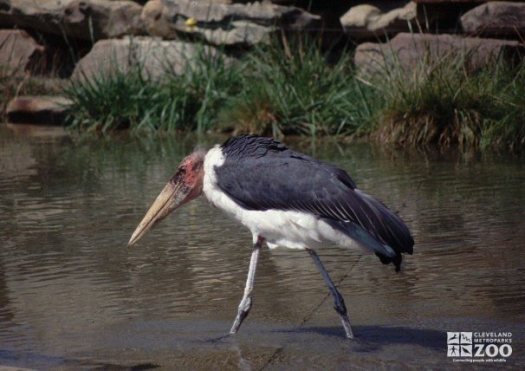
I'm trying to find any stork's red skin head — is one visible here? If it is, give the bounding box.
[172,150,206,202]
[128,150,205,246]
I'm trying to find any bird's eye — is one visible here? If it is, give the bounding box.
[171,167,186,183]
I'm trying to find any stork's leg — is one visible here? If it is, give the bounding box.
[306,248,354,339]
[230,237,263,334]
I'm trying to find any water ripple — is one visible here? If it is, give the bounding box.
[0,132,524,367]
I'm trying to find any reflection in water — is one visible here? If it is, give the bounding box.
[0,128,524,368]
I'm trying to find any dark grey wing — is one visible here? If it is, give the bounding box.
[215,149,413,270]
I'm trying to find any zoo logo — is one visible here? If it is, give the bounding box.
[447,332,513,363]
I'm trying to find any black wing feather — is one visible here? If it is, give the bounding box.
[217,136,414,270]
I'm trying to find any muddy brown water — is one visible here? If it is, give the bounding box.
[0,127,524,370]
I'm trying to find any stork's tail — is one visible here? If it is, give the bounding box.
[375,251,403,272]
[351,190,414,272]
[325,189,414,272]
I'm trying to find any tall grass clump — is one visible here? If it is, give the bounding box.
[371,53,525,151]
[65,47,242,134]
[480,62,525,151]
[66,67,153,132]
[218,37,378,137]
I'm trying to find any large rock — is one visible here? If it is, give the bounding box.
[71,37,229,81]
[141,0,174,38]
[6,96,72,125]
[461,2,525,38]
[355,33,525,80]
[340,2,418,40]
[0,0,145,41]
[0,30,45,74]
[142,0,321,46]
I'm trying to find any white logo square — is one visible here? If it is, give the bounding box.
[447,332,460,344]
[460,332,472,344]
[448,345,460,357]
[461,345,472,357]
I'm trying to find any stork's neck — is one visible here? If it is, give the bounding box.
[202,145,226,202]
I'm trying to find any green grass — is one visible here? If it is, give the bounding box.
[65,48,242,134]
[372,55,525,151]
[61,36,525,151]
[481,62,525,151]
[218,39,377,138]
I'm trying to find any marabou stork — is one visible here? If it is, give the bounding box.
[128,135,414,339]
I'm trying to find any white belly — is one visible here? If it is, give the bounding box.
[202,146,362,251]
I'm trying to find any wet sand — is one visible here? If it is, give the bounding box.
[2,317,524,369]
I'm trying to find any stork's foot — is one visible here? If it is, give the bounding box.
[229,240,262,335]
[334,298,354,339]
[340,314,354,339]
[307,248,355,339]
[332,291,354,339]
[230,297,252,334]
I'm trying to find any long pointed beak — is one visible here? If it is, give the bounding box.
[128,180,189,247]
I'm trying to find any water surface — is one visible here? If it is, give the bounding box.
[0,127,524,369]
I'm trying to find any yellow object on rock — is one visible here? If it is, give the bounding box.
[185,18,197,27]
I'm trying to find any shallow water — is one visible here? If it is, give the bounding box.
[0,127,524,369]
